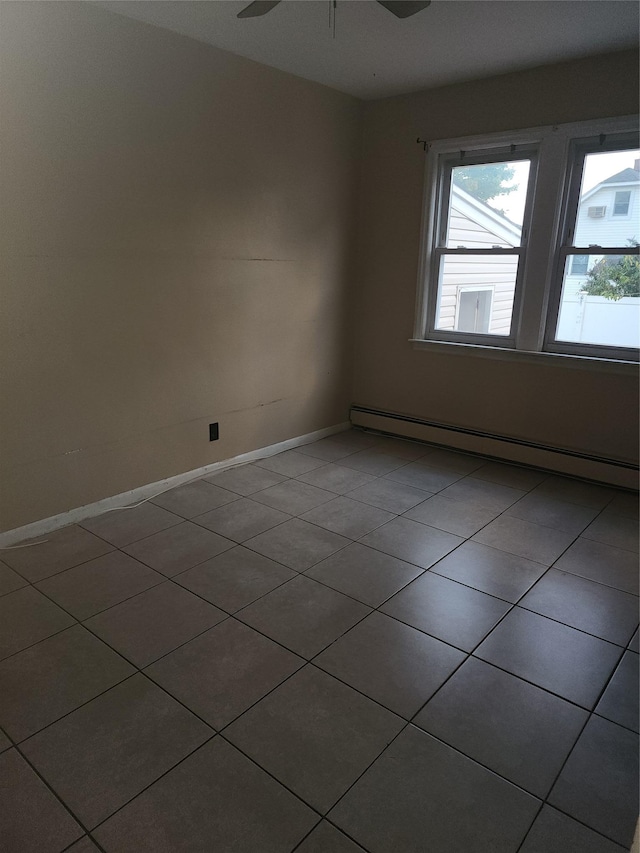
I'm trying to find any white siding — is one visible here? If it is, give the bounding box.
[574,184,640,247]
[438,202,518,335]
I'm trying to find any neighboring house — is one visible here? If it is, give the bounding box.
[438,184,521,335]
[441,163,639,346]
[557,161,640,346]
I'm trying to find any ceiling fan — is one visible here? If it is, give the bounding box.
[238,1,432,20]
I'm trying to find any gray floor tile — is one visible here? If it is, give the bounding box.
[329,725,539,853]
[554,538,639,594]
[360,516,462,569]
[296,463,377,495]
[0,729,10,752]
[403,494,501,537]
[94,738,317,853]
[381,571,510,652]
[0,560,27,596]
[520,805,628,853]
[519,568,639,646]
[582,509,639,553]
[475,607,623,709]
[36,551,164,620]
[384,462,462,492]
[629,628,639,652]
[471,460,548,491]
[255,450,326,477]
[340,450,409,476]
[2,525,114,582]
[203,463,287,495]
[245,518,350,572]
[438,476,526,511]
[252,480,335,515]
[66,838,102,853]
[365,436,429,461]
[305,543,422,608]
[607,491,639,519]
[0,749,83,852]
[506,492,599,534]
[414,657,587,797]
[295,821,365,852]
[347,478,432,513]
[123,522,234,576]
[146,619,302,729]
[22,674,212,829]
[150,479,238,518]
[80,503,182,548]
[301,497,395,539]
[419,447,485,474]
[176,546,296,612]
[531,476,614,509]
[237,575,370,659]
[315,611,465,718]
[225,666,403,813]
[296,436,364,461]
[85,583,227,667]
[472,515,576,565]
[549,715,639,848]
[0,625,134,742]
[595,651,639,732]
[0,586,75,661]
[193,497,290,542]
[327,431,379,452]
[430,541,547,602]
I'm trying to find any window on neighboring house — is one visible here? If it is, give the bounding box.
[613,190,631,216]
[414,117,639,362]
[570,254,589,275]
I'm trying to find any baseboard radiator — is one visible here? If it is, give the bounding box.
[350,406,638,491]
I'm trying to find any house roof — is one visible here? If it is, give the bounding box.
[451,184,522,245]
[601,167,640,184]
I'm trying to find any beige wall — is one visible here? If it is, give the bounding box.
[353,50,640,465]
[0,2,361,531]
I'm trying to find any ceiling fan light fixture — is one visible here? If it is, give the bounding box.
[237,1,281,19]
[237,0,432,21]
[377,1,432,19]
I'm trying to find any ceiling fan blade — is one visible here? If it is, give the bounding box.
[377,1,431,19]
[237,1,281,19]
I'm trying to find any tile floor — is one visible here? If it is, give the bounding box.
[0,429,638,852]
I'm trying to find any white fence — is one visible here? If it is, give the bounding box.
[556,294,640,348]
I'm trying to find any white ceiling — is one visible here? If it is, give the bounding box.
[98,0,639,99]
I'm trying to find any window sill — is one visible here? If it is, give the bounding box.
[409,339,639,375]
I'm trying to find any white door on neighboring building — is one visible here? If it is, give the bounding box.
[456,288,492,333]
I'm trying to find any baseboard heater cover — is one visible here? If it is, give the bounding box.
[350,406,638,490]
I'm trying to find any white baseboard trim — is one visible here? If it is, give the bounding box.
[351,407,638,490]
[0,421,350,548]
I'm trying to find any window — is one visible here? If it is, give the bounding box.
[570,254,589,275]
[613,190,631,216]
[415,117,640,362]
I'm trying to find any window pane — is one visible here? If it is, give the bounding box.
[573,149,640,247]
[446,160,530,248]
[555,253,640,348]
[613,190,631,216]
[436,254,518,336]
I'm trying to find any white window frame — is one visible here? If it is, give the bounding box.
[413,115,640,366]
[544,130,640,361]
[612,189,632,217]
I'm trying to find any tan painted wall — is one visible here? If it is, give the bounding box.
[353,50,640,465]
[0,2,361,531]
